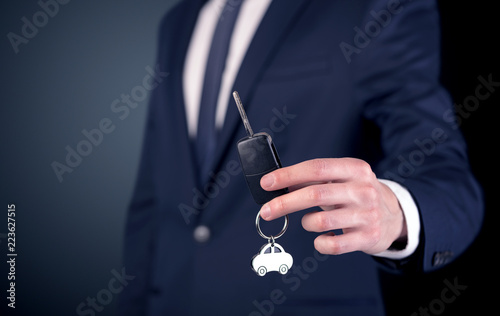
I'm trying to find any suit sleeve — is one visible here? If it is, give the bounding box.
[352,0,483,272]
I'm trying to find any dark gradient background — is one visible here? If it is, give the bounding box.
[0,1,497,315]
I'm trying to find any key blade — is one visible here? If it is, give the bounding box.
[233,91,254,137]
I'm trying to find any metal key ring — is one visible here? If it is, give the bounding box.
[255,211,289,241]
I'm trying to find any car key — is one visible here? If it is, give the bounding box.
[233,91,288,205]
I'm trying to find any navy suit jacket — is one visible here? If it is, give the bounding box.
[119,0,483,315]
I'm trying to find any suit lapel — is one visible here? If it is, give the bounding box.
[165,0,311,186]
[210,0,311,175]
[164,0,207,189]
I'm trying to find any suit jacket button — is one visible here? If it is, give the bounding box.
[193,225,211,243]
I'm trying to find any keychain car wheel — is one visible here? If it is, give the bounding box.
[257,266,267,276]
[279,264,288,275]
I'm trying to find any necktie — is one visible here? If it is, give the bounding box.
[196,0,244,184]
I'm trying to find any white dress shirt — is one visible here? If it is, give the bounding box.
[183,0,420,260]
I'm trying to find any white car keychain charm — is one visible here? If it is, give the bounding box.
[251,211,294,276]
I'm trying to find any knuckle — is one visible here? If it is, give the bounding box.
[356,189,381,227]
[360,184,378,205]
[316,212,332,231]
[307,185,326,205]
[367,207,381,223]
[328,238,344,255]
[273,168,285,184]
[315,236,342,255]
[360,201,381,228]
[355,160,374,179]
[365,226,381,244]
[270,197,286,214]
[273,167,290,186]
[277,197,287,214]
[311,158,329,178]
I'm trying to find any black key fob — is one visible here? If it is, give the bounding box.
[233,92,288,205]
[237,133,288,204]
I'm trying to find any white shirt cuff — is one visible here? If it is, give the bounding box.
[372,179,421,260]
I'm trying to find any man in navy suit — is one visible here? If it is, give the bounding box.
[119,0,483,315]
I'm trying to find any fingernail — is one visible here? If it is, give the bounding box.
[260,204,271,220]
[261,174,274,189]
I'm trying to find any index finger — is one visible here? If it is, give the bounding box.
[261,158,370,191]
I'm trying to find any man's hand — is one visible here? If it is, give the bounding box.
[259,158,407,255]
